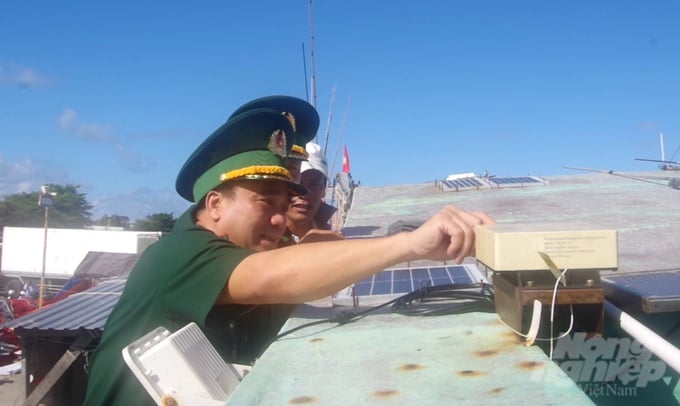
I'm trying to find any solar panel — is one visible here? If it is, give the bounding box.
[601,270,680,313]
[458,178,483,188]
[488,176,542,187]
[335,264,488,304]
[439,176,547,193]
[441,177,486,191]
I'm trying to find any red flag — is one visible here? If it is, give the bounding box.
[342,145,351,173]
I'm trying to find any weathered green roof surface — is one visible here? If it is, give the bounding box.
[228,308,594,405]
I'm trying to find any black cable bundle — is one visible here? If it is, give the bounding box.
[391,283,496,316]
[274,282,496,341]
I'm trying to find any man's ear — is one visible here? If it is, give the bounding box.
[203,190,225,221]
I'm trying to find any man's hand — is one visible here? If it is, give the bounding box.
[299,229,344,244]
[406,205,494,263]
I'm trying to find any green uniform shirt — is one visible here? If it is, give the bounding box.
[83,207,292,405]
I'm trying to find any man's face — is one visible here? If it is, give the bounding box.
[288,169,326,222]
[285,158,302,183]
[215,179,290,251]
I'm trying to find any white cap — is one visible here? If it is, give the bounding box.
[300,142,328,180]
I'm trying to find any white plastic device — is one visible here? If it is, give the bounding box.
[122,322,242,405]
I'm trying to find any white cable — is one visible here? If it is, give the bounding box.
[496,306,573,342]
[550,268,569,360]
[525,300,542,346]
[495,264,576,349]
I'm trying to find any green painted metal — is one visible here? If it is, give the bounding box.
[227,309,594,405]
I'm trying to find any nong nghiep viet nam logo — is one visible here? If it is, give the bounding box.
[552,333,666,388]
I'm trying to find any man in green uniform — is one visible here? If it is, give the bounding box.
[83,96,494,405]
[83,107,307,405]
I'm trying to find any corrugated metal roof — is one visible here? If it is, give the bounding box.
[3,279,125,336]
[73,251,139,278]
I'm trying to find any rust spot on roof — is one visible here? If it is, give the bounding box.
[289,396,317,404]
[473,350,498,357]
[398,363,425,371]
[501,330,519,339]
[309,338,324,343]
[373,390,399,398]
[456,369,485,377]
[499,330,523,344]
[489,387,506,395]
[518,361,545,370]
[160,395,178,406]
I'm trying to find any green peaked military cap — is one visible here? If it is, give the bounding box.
[228,95,319,160]
[175,108,308,202]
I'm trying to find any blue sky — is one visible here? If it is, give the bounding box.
[2,1,679,221]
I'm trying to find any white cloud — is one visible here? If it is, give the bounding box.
[0,153,185,221]
[74,122,115,142]
[0,62,51,88]
[88,187,190,221]
[56,109,156,174]
[0,153,71,197]
[0,154,36,194]
[115,144,157,174]
[57,108,114,142]
[58,108,78,130]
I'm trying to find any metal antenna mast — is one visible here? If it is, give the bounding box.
[322,86,336,155]
[308,0,318,110]
[301,42,309,104]
[330,96,352,178]
[660,132,666,161]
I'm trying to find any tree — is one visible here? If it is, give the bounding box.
[0,184,93,231]
[132,212,176,232]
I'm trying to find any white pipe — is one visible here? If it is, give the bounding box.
[604,300,680,374]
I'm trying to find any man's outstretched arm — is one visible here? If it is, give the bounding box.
[219,205,494,304]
